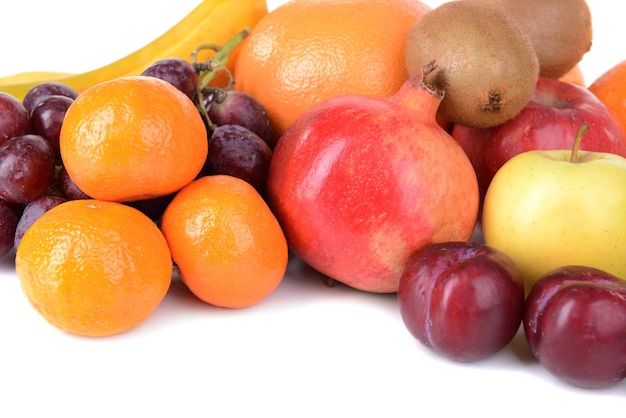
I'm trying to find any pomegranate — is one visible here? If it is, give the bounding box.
[267,63,479,293]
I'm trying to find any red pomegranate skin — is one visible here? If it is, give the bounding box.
[267,74,480,293]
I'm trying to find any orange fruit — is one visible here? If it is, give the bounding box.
[589,60,626,134]
[60,75,207,202]
[15,199,172,337]
[160,174,288,308]
[234,0,432,135]
[559,64,585,86]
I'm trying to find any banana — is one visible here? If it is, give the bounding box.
[0,71,76,87]
[1,0,267,101]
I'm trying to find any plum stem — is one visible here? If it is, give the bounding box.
[570,124,589,163]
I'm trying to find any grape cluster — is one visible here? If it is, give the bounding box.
[141,57,276,194]
[0,85,76,258]
[0,56,276,258]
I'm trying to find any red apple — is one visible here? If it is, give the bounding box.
[452,76,626,202]
[524,265,626,389]
[267,67,479,293]
[398,241,524,362]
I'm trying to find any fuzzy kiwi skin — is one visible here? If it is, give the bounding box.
[488,0,592,79]
[405,0,539,129]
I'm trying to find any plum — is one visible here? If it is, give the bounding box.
[398,241,524,362]
[524,265,626,388]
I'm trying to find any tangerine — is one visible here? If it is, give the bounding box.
[589,60,626,134]
[160,174,288,308]
[15,199,172,337]
[59,75,207,202]
[233,0,432,135]
[559,64,585,86]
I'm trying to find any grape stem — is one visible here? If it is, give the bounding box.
[191,28,251,131]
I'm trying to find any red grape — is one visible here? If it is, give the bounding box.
[141,58,199,100]
[14,195,67,248]
[204,124,272,194]
[22,81,78,115]
[0,198,22,257]
[30,95,74,159]
[0,134,56,204]
[126,193,175,222]
[203,89,275,148]
[0,92,30,146]
[58,165,91,200]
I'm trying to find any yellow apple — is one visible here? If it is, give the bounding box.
[482,126,626,292]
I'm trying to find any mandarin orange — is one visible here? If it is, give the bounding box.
[589,60,626,134]
[160,174,288,309]
[559,64,585,87]
[233,0,432,135]
[15,199,172,337]
[59,75,207,202]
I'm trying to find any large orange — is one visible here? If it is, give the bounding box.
[15,199,172,337]
[589,60,626,134]
[234,0,432,135]
[160,174,288,309]
[59,75,208,202]
[559,64,585,87]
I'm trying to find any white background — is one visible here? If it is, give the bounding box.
[0,1,624,417]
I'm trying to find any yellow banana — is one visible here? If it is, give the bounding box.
[0,71,76,87]
[1,0,267,101]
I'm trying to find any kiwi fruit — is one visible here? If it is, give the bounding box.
[488,0,593,79]
[405,0,539,129]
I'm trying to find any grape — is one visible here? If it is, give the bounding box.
[0,92,30,146]
[29,95,74,159]
[204,124,272,194]
[141,58,199,100]
[126,193,175,222]
[0,198,23,257]
[203,89,275,148]
[22,81,79,115]
[58,165,91,200]
[0,134,56,204]
[14,195,67,249]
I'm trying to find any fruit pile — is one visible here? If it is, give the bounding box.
[0,0,285,333]
[1,0,625,391]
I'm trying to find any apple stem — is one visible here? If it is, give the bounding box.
[570,124,589,163]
